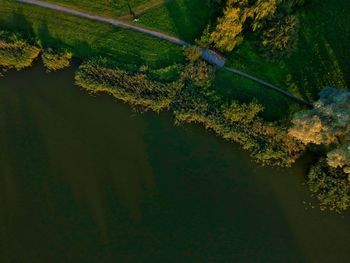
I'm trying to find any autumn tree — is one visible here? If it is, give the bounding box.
[289,87,350,211]
[289,87,350,145]
[247,0,278,31]
[209,0,278,52]
[210,6,244,52]
[327,143,350,175]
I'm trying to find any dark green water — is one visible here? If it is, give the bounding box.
[0,64,349,263]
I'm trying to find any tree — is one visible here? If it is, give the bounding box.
[181,46,215,88]
[289,87,350,145]
[210,6,244,52]
[209,0,278,52]
[248,0,278,31]
[327,143,350,174]
[261,15,299,58]
[289,87,350,212]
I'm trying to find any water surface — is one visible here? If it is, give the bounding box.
[0,64,349,262]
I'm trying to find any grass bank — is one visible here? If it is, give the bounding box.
[0,0,184,69]
[75,59,182,112]
[44,0,164,19]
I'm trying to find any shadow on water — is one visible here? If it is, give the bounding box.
[0,74,51,260]
[0,64,350,262]
[0,63,158,262]
[142,117,308,262]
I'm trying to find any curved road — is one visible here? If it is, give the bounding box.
[16,0,310,105]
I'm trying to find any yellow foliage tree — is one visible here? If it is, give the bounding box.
[249,0,278,31]
[210,0,278,52]
[210,7,244,52]
[289,87,350,175]
[327,144,350,175]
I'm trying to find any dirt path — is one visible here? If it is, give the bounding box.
[16,0,310,105]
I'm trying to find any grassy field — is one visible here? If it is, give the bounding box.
[213,69,298,121]
[225,0,350,101]
[44,0,161,18]
[135,0,211,42]
[0,0,184,69]
[45,0,212,43]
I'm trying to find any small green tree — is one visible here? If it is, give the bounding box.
[261,15,299,58]
[210,6,244,52]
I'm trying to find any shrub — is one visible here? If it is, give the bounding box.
[261,15,299,58]
[0,31,40,71]
[308,159,350,212]
[223,100,264,125]
[42,48,72,72]
[181,47,215,88]
[75,59,183,112]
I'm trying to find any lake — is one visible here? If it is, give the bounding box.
[0,63,349,262]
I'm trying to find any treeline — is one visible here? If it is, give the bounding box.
[201,0,306,58]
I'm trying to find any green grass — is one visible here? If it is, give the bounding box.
[135,0,211,42]
[213,69,301,121]
[0,0,184,69]
[44,0,212,43]
[44,0,160,18]
[225,0,350,101]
